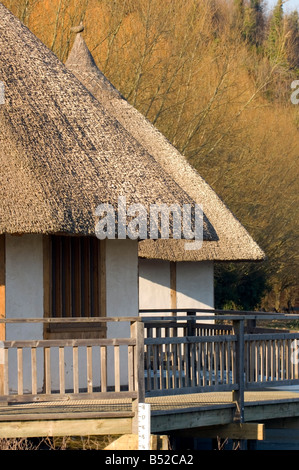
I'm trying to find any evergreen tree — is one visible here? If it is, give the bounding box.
[285,11,299,69]
[243,0,265,46]
[267,0,287,64]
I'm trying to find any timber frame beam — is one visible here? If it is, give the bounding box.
[173,423,265,441]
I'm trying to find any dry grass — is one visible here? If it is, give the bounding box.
[0,435,120,450]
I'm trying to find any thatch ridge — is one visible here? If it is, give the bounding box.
[65,32,265,261]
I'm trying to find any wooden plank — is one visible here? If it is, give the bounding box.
[64,237,72,317]
[0,317,142,324]
[128,345,134,392]
[114,345,120,393]
[87,346,93,393]
[17,348,23,395]
[45,347,51,394]
[176,423,265,441]
[2,390,137,403]
[0,417,133,438]
[100,346,107,393]
[4,338,136,348]
[73,346,79,393]
[100,239,106,319]
[59,347,65,394]
[31,348,37,395]
[0,411,134,422]
[151,405,235,433]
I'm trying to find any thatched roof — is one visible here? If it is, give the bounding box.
[0,4,213,238]
[65,32,265,261]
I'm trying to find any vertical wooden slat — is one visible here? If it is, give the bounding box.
[225,341,229,384]
[73,346,79,393]
[100,240,106,319]
[128,344,134,392]
[153,344,158,390]
[59,347,65,394]
[87,346,93,393]
[214,341,219,386]
[100,345,107,392]
[64,238,72,317]
[17,348,23,395]
[54,237,62,318]
[91,238,99,317]
[73,238,81,317]
[31,348,37,395]
[114,345,120,392]
[177,343,183,388]
[159,344,163,390]
[172,342,176,389]
[83,238,90,318]
[45,347,51,394]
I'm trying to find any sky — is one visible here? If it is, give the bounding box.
[266,0,299,13]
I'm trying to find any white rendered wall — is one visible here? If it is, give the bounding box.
[6,234,44,337]
[176,262,214,311]
[5,234,44,393]
[139,259,214,315]
[139,259,171,313]
[105,239,139,386]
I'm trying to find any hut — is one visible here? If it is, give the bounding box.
[0,4,214,390]
[0,4,264,393]
[65,30,265,317]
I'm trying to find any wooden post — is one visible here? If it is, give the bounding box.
[232,319,245,423]
[0,235,5,395]
[131,320,145,434]
[187,311,196,386]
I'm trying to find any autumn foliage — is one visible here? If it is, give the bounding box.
[2,0,299,310]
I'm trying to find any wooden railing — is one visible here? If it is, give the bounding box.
[0,318,145,405]
[1,312,299,425]
[141,312,299,421]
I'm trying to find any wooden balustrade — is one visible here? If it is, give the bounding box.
[143,317,299,402]
[244,333,299,388]
[144,334,237,396]
[1,314,299,414]
[0,318,143,404]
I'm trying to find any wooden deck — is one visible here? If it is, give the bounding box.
[1,390,299,439]
[1,312,299,444]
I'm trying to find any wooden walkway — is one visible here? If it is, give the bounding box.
[1,390,299,438]
[2,314,299,442]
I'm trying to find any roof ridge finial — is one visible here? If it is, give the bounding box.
[70,22,84,34]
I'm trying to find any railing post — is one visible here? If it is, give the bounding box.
[187,311,196,386]
[131,320,145,434]
[232,318,245,423]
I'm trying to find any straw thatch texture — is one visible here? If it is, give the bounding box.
[0,4,213,238]
[65,33,265,261]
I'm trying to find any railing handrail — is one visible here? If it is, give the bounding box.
[0,316,141,324]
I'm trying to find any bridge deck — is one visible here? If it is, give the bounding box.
[1,390,299,438]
